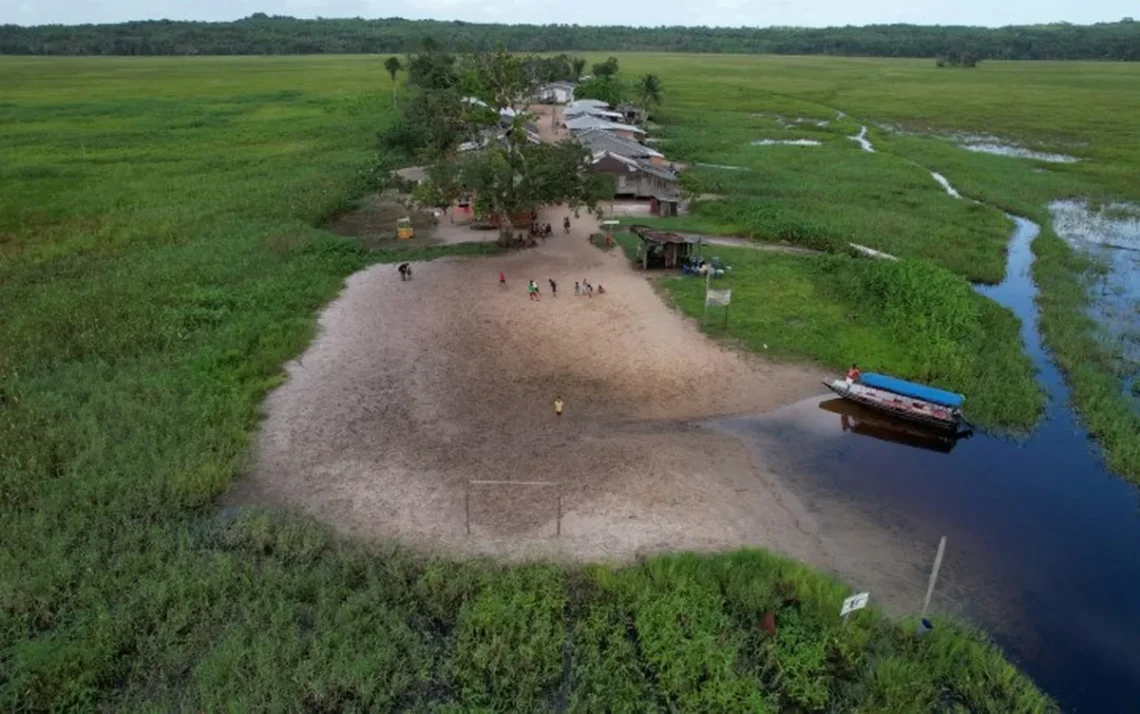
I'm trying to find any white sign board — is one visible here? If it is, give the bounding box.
[840,592,870,617]
[705,288,732,307]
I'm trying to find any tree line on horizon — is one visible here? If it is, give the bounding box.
[1,16,1137,60]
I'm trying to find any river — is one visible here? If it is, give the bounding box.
[710,177,1140,711]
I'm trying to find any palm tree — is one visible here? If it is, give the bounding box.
[571,57,587,81]
[384,56,402,107]
[636,73,662,108]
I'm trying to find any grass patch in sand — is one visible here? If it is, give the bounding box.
[657,247,1041,429]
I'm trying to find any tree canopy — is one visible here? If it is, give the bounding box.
[388,48,614,243]
[1,17,1138,60]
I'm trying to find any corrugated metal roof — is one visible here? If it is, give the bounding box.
[565,115,646,134]
[576,129,663,159]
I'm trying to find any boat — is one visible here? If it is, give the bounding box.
[822,372,971,433]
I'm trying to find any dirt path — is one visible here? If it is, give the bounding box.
[233,205,831,563]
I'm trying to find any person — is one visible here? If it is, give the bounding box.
[549,278,557,297]
[597,284,606,295]
[499,270,507,288]
[585,282,593,298]
[563,216,571,234]
[545,223,553,238]
[397,263,411,281]
[846,363,861,386]
[554,395,564,417]
[574,281,580,296]
[528,280,540,301]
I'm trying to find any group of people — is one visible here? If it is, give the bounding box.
[499,271,605,300]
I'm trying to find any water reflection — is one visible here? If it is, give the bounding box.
[818,398,962,454]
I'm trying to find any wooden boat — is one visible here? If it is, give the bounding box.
[822,372,970,433]
[817,398,961,453]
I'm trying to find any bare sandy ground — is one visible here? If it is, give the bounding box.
[233,206,833,565]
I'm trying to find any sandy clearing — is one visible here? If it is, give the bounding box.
[233,205,833,564]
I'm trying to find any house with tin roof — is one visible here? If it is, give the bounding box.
[575,129,667,167]
[565,115,646,140]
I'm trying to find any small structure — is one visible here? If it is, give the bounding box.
[538,81,575,104]
[566,115,646,140]
[616,103,648,125]
[630,225,697,269]
[396,217,415,239]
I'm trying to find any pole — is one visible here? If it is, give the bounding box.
[921,536,946,617]
[465,484,471,536]
[702,265,712,325]
[556,491,562,537]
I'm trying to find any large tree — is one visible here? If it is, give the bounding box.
[571,57,587,81]
[412,50,615,244]
[591,56,619,78]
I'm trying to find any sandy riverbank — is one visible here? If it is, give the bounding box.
[232,206,836,565]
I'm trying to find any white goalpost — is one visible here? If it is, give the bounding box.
[465,480,563,537]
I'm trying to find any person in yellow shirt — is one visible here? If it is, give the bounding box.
[554,396,564,417]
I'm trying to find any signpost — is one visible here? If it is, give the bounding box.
[921,536,947,617]
[840,591,870,626]
[703,288,731,327]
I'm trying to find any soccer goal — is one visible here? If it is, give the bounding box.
[465,480,563,537]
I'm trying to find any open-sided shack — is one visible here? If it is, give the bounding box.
[630,225,697,269]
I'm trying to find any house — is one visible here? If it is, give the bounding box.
[537,82,575,104]
[566,98,610,113]
[564,105,625,121]
[575,129,668,167]
[589,151,680,214]
[565,115,646,140]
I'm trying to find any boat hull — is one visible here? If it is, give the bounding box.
[823,379,965,432]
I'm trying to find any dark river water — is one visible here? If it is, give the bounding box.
[714,217,1140,712]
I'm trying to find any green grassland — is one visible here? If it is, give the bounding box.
[0,54,1066,710]
[610,53,1140,473]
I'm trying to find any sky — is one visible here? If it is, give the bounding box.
[2,0,1133,28]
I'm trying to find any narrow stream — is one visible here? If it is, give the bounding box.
[848,125,875,153]
[711,171,1140,712]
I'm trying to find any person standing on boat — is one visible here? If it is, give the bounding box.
[846,363,861,386]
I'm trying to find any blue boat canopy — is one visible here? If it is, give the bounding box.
[860,373,965,409]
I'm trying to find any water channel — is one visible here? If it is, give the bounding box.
[709,166,1140,711]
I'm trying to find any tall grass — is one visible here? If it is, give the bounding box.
[657,247,1041,427]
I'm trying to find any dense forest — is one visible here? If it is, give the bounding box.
[1,16,1138,60]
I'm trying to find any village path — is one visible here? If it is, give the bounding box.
[529,103,564,144]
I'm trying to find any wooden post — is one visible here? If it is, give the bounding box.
[465,484,471,536]
[922,536,947,617]
[556,490,563,537]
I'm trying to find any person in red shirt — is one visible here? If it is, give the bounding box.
[498,271,507,288]
[846,363,861,386]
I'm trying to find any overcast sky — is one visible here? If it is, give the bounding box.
[3,0,1133,28]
